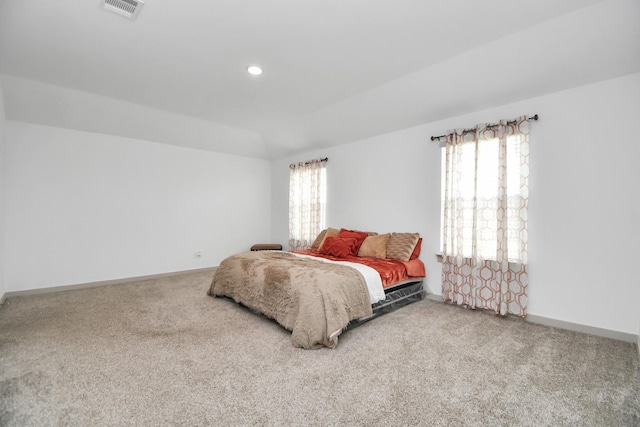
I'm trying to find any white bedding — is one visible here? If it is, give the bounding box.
[291,252,386,304]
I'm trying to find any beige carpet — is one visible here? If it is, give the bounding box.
[1,270,638,426]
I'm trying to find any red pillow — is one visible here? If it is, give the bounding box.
[337,228,369,254]
[320,237,357,258]
[410,238,422,260]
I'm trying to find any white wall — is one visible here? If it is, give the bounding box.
[272,72,640,336]
[5,122,271,292]
[0,81,6,300]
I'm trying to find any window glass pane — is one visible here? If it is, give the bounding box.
[440,132,525,262]
[289,162,327,251]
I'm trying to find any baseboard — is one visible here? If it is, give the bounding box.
[0,292,6,306]
[425,293,636,343]
[426,293,442,303]
[2,266,218,299]
[525,314,636,343]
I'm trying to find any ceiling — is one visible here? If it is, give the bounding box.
[1,0,639,159]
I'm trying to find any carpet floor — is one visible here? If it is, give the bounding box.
[1,270,638,426]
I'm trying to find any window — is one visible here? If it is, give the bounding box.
[288,158,327,252]
[439,116,531,317]
[440,132,527,262]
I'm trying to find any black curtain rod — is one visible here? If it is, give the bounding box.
[430,114,539,142]
[289,157,328,168]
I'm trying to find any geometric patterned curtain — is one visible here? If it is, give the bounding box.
[441,116,529,316]
[288,158,327,252]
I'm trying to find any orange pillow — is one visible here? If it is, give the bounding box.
[410,238,422,260]
[337,228,369,254]
[320,237,357,258]
[318,227,340,251]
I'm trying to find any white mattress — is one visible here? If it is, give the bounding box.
[291,253,386,304]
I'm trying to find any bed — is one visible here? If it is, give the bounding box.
[208,228,426,349]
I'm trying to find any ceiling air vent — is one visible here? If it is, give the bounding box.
[102,0,144,21]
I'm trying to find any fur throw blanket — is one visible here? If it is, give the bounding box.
[208,251,373,349]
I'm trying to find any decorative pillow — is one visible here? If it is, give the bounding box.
[337,228,369,254]
[311,229,327,250]
[386,232,420,262]
[358,233,390,259]
[317,227,340,250]
[410,237,422,260]
[320,237,357,258]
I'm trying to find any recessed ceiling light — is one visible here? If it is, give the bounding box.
[247,66,263,76]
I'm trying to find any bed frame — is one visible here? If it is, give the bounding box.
[345,279,425,330]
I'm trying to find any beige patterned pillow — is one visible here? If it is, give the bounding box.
[358,234,390,258]
[386,232,420,262]
[311,229,327,249]
[318,227,340,250]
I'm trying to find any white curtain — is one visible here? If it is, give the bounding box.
[288,159,327,251]
[442,116,529,316]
